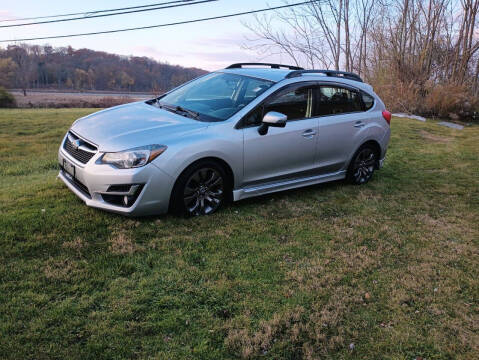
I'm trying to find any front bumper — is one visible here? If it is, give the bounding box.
[58,146,174,216]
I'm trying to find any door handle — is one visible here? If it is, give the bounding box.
[354,121,365,128]
[302,129,317,138]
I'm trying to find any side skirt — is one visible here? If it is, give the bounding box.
[233,170,346,201]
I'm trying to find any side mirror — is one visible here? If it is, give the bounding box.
[258,111,287,135]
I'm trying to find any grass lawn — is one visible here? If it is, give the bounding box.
[0,109,478,359]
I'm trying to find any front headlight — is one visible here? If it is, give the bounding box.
[99,144,167,169]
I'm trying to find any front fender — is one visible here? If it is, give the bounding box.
[151,124,243,188]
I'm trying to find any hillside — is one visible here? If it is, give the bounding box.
[0,44,207,93]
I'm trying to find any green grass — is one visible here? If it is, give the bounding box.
[0,108,478,359]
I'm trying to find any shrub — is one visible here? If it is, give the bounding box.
[43,96,134,109]
[371,78,479,121]
[15,95,136,109]
[0,87,16,108]
[373,81,421,114]
[368,65,479,121]
[423,83,479,121]
[368,68,423,114]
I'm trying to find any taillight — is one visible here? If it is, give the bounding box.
[382,110,391,125]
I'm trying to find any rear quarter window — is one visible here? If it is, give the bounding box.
[361,91,375,110]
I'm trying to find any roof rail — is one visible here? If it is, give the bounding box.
[286,69,363,82]
[226,63,304,71]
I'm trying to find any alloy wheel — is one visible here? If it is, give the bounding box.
[183,168,224,215]
[352,148,376,184]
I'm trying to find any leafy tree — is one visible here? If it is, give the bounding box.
[0,58,17,88]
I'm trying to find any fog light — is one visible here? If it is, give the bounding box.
[101,184,144,207]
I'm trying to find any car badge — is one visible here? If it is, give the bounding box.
[72,139,82,150]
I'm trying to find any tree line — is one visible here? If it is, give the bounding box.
[0,44,206,94]
[244,0,479,119]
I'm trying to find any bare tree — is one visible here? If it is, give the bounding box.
[243,0,350,69]
[243,0,479,117]
[8,44,34,95]
[450,0,479,84]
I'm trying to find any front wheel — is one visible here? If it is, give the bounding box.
[171,161,229,216]
[347,145,378,185]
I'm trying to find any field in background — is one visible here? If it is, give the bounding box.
[10,90,153,108]
[0,109,478,359]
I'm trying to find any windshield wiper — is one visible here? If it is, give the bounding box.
[158,102,200,120]
[176,106,200,120]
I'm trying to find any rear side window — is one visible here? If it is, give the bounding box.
[315,86,363,116]
[361,91,375,110]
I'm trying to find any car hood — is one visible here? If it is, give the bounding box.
[70,101,208,152]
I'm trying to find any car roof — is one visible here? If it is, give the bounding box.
[220,68,293,82]
[219,68,374,92]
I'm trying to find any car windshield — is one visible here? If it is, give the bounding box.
[158,72,274,122]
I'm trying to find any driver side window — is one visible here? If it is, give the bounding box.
[242,84,313,127]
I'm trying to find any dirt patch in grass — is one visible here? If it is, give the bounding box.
[419,130,452,143]
[225,307,306,358]
[225,286,365,359]
[62,237,86,252]
[108,232,141,255]
[44,258,85,281]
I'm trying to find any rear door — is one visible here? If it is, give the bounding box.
[241,83,319,186]
[314,84,371,173]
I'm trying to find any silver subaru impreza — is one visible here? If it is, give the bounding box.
[58,63,391,216]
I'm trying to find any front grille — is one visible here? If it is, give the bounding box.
[63,132,97,164]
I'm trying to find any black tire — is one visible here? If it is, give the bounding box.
[347,144,378,185]
[170,160,231,216]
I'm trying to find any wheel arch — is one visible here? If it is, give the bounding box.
[196,156,235,188]
[168,156,235,211]
[348,139,382,170]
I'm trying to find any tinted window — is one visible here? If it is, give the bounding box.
[315,86,362,116]
[243,107,264,127]
[241,84,313,127]
[264,87,311,121]
[362,91,374,110]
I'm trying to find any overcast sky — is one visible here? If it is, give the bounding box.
[0,0,292,71]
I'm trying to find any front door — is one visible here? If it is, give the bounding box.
[242,83,319,186]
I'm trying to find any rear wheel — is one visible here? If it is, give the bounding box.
[347,145,378,185]
[171,160,229,216]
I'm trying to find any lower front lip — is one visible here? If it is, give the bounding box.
[58,147,175,216]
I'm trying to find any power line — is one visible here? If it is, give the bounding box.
[0,0,217,28]
[0,0,194,23]
[1,1,318,43]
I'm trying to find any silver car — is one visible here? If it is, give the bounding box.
[58,63,391,216]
